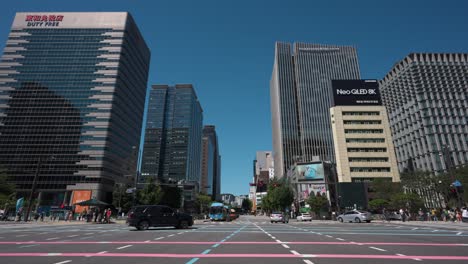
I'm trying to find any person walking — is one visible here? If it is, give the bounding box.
[106,208,112,224]
[399,208,405,222]
[462,207,468,223]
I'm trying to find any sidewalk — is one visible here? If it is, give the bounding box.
[376,220,468,230]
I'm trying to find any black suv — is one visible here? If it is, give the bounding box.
[126,205,193,230]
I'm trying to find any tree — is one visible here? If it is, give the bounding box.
[196,194,212,214]
[307,193,329,218]
[137,178,163,205]
[160,185,182,209]
[371,178,401,200]
[368,198,389,211]
[0,172,16,212]
[241,198,253,212]
[390,192,425,214]
[112,184,134,213]
[261,178,294,212]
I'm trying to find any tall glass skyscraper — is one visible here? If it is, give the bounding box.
[201,125,221,200]
[0,12,150,206]
[141,84,203,188]
[270,42,360,177]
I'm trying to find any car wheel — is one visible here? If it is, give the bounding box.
[338,217,343,223]
[354,217,361,223]
[309,220,312,222]
[137,220,149,230]
[178,220,189,229]
[366,220,371,223]
[271,221,273,223]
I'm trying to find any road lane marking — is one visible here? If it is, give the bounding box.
[177,232,183,235]
[396,254,406,256]
[97,251,107,254]
[116,245,133,250]
[369,247,387,252]
[168,234,175,237]
[53,261,72,264]
[290,250,300,255]
[145,240,150,242]
[154,237,164,240]
[19,244,38,248]
[84,233,93,235]
[431,230,438,232]
[412,228,418,230]
[336,238,345,241]
[67,235,78,238]
[46,237,59,241]
[16,234,28,237]
[303,260,314,264]
[457,232,462,235]
[47,253,62,256]
[325,235,332,238]
[282,244,290,249]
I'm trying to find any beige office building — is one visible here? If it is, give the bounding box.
[330,80,400,183]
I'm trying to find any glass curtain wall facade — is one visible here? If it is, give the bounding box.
[0,12,150,204]
[379,53,468,173]
[271,42,360,177]
[141,84,203,187]
[201,125,221,200]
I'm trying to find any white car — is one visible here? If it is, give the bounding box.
[296,213,312,222]
[337,210,372,223]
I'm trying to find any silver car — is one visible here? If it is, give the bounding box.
[337,210,372,223]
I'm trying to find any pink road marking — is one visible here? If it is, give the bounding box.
[0,241,467,247]
[0,253,468,260]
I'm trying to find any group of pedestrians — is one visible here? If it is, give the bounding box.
[418,207,468,223]
[78,207,113,223]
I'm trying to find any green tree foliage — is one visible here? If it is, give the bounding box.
[368,198,389,211]
[112,184,134,213]
[241,198,253,212]
[160,185,183,209]
[196,194,212,214]
[390,193,425,213]
[262,178,294,212]
[307,193,329,217]
[137,178,163,205]
[371,178,401,200]
[0,172,16,211]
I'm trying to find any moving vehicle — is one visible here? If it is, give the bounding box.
[229,208,238,220]
[126,205,193,230]
[337,210,372,223]
[209,202,230,221]
[296,213,312,222]
[270,212,288,223]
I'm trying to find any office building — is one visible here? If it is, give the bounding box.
[251,151,274,211]
[330,80,400,183]
[379,53,468,173]
[270,42,360,177]
[201,125,221,200]
[0,12,150,208]
[140,84,203,200]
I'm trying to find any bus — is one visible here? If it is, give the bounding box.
[209,202,230,221]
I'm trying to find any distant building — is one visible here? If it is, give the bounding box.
[330,80,400,183]
[270,42,361,178]
[201,125,221,201]
[221,193,235,205]
[379,53,468,173]
[0,12,150,207]
[234,195,248,208]
[251,151,274,211]
[140,84,203,203]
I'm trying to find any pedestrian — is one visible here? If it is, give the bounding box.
[382,208,388,222]
[106,208,112,224]
[456,209,462,222]
[40,211,44,222]
[93,208,98,222]
[431,208,438,222]
[462,207,468,223]
[399,208,405,222]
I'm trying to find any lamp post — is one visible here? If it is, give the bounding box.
[24,158,41,222]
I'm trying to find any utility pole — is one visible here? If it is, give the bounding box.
[25,158,41,222]
[441,145,463,208]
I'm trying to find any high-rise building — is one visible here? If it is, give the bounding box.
[140,84,203,193]
[0,12,150,207]
[330,80,400,183]
[251,151,274,211]
[201,125,221,200]
[270,42,360,177]
[379,53,468,173]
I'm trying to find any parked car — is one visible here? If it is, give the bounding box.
[126,205,193,230]
[386,212,402,221]
[296,213,312,222]
[270,212,288,223]
[337,210,372,223]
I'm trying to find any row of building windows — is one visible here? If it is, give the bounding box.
[342,111,380,116]
[348,148,387,152]
[348,157,389,162]
[345,129,383,134]
[350,167,391,172]
[346,138,385,143]
[343,120,382,125]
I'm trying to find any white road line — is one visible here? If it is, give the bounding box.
[67,235,78,238]
[84,233,93,235]
[396,254,406,256]
[275,240,282,243]
[413,258,422,261]
[271,236,276,239]
[457,232,463,235]
[282,244,290,249]
[303,260,314,264]
[16,234,28,237]
[177,232,183,235]
[412,228,418,230]
[53,261,72,264]
[290,250,300,255]
[431,230,438,232]
[145,240,150,242]
[336,238,345,241]
[116,245,133,250]
[97,251,107,254]
[369,247,387,252]
[167,234,175,237]
[46,237,59,241]
[325,235,333,238]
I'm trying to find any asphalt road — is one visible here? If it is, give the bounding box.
[0,215,468,264]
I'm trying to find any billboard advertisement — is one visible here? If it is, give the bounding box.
[296,163,325,180]
[71,190,92,213]
[331,79,382,106]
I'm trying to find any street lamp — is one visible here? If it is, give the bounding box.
[25,156,54,222]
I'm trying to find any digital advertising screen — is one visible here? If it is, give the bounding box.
[331,79,382,106]
[296,163,325,180]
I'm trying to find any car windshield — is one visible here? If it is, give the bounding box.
[210,207,224,214]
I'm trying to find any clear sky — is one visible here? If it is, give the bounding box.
[0,0,467,196]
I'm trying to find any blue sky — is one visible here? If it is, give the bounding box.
[1,0,467,195]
